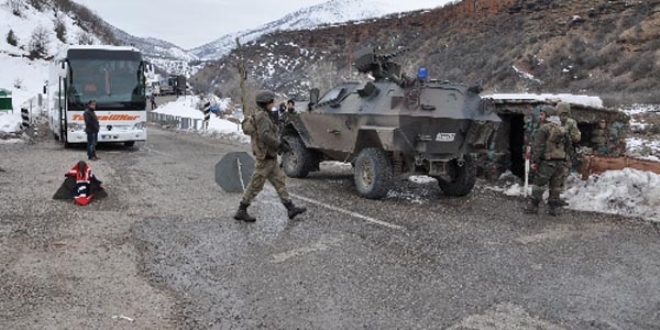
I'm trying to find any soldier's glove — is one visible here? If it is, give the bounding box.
[277,140,291,155]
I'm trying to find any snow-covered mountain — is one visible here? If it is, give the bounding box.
[0,0,110,106]
[106,24,202,76]
[190,0,453,60]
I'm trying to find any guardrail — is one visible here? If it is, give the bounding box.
[18,94,44,138]
[147,112,205,131]
[19,94,44,119]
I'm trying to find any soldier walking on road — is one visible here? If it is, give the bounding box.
[233,90,307,222]
[525,107,573,216]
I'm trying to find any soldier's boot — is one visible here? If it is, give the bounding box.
[548,201,562,217]
[523,198,540,214]
[284,201,307,220]
[233,202,256,222]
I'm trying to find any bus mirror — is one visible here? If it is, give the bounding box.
[43,85,47,94]
[57,61,67,78]
[143,61,155,79]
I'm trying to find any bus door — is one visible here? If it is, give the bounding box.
[59,76,66,142]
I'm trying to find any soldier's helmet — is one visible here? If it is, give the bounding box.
[255,90,275,104]
[540,105,555,116]
[556,102,571,116]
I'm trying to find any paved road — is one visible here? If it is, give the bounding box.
[1,125,659,330]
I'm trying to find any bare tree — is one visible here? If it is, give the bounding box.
[28,25,50,58]
[7,0,24,16]
[54,15,67,43]
[77,31,94,45]
[26,0,43,11]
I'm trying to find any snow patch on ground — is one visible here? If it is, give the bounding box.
[562,169,660,222]
[408,175,437,184]
[386,190,426,204]
[0,112,22,134]
[152,96,249,144]
[487,169,660,222]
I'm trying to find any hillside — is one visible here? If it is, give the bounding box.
[0,0,115,105]
[191,0,660,106]
[189,0,451,61]
[107,24,201,76]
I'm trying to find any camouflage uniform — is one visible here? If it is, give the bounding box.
[556,102,581,180]
[233,90,306,222]
[525,115,572,216]
[591,125,609,155]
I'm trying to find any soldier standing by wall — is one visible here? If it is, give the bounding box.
[524,108,573,216]
[233,90,307,222]
[557,101,581,166]
[591,119,609,155]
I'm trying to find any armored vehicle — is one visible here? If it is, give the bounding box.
[280,47,502,199]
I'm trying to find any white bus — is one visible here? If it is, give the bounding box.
[46,45,154,147]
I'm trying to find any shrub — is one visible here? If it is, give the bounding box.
[631,53,656,80]
[6,29,18,46]
[54,16,67,43]
[7,0,22,16]
[27,0,42,11]
[77,32,94,45]
[28,25,49,59]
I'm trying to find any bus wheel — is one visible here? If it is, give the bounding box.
[124,141,135,147]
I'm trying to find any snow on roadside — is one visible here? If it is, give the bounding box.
[486,170,660,222]
[617,104,660,159]
[562,169,660,222]
[0,112,22,134]
[152,96,249,144]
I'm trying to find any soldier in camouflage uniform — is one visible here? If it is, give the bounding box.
[233,90,307,222]
[557,102,581,168]
[591,119,609,155]
[524,109,573,216]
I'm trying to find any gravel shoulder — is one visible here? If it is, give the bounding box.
[2,123,659,330]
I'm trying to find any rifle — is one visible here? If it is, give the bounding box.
[524,145,531,197]
[235,37,249,119]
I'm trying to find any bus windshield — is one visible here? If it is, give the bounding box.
[66,49,146,110]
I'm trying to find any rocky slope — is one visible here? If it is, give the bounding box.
[107,24,200,76]
[189,0,448,61]
[191,0,660,106]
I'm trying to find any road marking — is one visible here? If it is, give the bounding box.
[516,223,613,244]
[290,193,405,230]
[270,236,342,263]
[446,303,565,330]
[142,145,172,157]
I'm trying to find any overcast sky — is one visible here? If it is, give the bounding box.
[73,0,333,49]
[73,0,450,50]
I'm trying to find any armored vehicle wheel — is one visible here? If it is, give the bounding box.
[353,148,393,199]
[124,141,135,147]
[437,154,477,197]
[282,137,313,178]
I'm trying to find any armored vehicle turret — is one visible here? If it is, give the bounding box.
[280,47,502,199]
